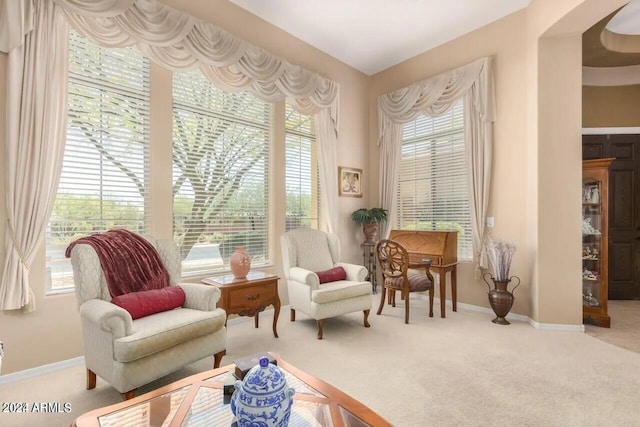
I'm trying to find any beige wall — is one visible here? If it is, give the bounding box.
[0,0,370,374]
[583,85,640,127]
[0,0,631,375]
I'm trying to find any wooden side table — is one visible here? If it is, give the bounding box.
[202,271,281,338]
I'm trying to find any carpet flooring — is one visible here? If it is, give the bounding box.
[1,296,639,427]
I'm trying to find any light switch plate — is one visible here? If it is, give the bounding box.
[486,217,495,227]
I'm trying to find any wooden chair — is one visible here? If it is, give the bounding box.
[375,239,434,323]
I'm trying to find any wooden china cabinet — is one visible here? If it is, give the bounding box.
[582,158,614,328]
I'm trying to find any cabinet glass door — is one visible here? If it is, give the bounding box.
[582,178,602,308]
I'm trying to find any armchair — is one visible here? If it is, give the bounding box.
[69,235,227,399]
[280,228,372,339]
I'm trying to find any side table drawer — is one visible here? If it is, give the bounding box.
[228,284,276,309]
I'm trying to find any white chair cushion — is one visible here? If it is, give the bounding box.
[311,280,372,304]
[114,308,226,363]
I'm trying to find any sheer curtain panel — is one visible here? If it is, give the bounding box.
[0,0,69,311]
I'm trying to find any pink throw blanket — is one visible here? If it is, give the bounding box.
[66,229,171,297]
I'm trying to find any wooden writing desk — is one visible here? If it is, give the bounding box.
[389,230,458,318]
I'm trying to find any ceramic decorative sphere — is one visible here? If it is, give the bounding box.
[231,357,294,427]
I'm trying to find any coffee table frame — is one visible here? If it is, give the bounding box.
[72,352,391,427]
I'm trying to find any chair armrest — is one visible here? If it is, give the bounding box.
[79,299,133,339]
[178,283,221,311]
[335,262,368,282]
[289,267,320,290]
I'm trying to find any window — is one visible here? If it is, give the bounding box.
[46,31,150,293]
[172,70,272,275]
[396,99,472,260]
[285,103,319,231]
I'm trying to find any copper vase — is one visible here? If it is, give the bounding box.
[483,273,520,325]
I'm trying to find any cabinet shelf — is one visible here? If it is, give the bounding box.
[581,158,613,328]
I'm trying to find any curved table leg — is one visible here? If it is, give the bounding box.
[272,298,281,338]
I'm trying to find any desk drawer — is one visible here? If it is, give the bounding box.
[228,284,276,309]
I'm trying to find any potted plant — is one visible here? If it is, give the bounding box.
[351,208,388,243]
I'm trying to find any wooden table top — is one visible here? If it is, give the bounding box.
[202,271,279,287]
[72,352,391,427]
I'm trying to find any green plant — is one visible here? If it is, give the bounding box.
[350,208,388,225]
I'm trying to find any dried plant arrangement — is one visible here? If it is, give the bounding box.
[484,237,516,281]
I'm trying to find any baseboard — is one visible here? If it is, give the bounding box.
[0,356,85,386]
[414,294,583,331]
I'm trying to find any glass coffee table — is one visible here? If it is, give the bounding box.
[72,352,391,427]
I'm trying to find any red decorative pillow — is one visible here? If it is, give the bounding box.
[315,266,347,284]
[111,286,186,320]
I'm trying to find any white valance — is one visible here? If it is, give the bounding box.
[1,0,339,123]
[379,57,495,141]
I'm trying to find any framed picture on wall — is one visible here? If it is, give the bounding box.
[338,166,363,197]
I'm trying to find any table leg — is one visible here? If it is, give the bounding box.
[255,312,259,328]
[451,266,457,312]
[439,269,446,318]
[272,298,281,338]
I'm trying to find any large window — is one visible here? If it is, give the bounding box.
[285,103,319,231]
[172,70,272,275]
[396,99,472,260]
[46,31,150,292]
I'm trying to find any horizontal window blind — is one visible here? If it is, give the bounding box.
[173,70,271,275]
[46,30,150,292]
[397,99,472,260]
[285,103,319,231]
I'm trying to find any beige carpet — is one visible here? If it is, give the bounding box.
[1,295,640,427]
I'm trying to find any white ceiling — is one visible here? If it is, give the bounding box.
[230,0,531,75]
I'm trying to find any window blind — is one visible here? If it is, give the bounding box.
[46,31,150,292]
[285,103,319,231]
[397,99,472,260]
[172,70,272,275]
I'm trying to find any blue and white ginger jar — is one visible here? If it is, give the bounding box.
[231,357,295,427]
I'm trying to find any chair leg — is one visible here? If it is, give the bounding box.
[86,369,96,390]
[290,309,296,321]
[363,309,371,327]
[376,287,386,315]
[316,319,324,340]
[428,288,434,318]
[121,389,137,400]
[404,290,410,324]
[213,350,226,368]
[391,290,396,307]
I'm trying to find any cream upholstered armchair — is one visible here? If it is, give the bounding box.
[280,228,372,339]
[69,236,227,399]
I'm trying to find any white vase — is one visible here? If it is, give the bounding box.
[231,357,294,426]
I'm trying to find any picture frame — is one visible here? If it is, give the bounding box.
[338,166,363,197]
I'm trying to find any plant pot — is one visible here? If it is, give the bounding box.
[483,273,520,325]
[362,223,379,244]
